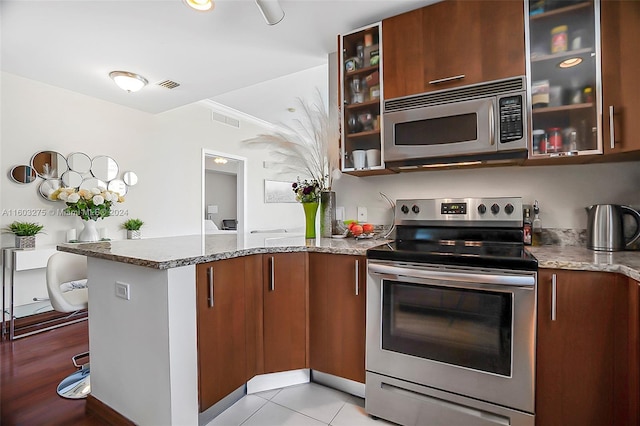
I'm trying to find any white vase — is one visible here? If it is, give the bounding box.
[78,219,100,242]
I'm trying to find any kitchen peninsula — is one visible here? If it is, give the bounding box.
[57,233,383,425]
[58,235,640,425]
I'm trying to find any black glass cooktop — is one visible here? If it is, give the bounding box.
[368,232,538,271]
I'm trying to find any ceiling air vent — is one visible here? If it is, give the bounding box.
[156,80,180,89]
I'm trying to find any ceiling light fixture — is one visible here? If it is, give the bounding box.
[214,157,228,164]
[183,0,214,12]
[255,0,285,25]
[558,57,583,68]
[109,71,148,93]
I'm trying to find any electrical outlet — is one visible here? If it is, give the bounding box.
[336,207,345,221]
[115,281,130,300]
[357,206,368,222]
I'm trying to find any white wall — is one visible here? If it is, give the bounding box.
[332,160,640,229]
[204,171,237,228]
[0,72,306,248]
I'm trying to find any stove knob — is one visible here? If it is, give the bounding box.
[505,203,515,215]
[477,204,487,214]
[491,203,500,214]
[412,205,420,214]
[401,205,409,214]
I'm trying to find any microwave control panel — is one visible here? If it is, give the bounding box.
[499,95,524,143]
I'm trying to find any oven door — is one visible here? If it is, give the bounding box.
[383,97,495,162]
[367,260,536,413]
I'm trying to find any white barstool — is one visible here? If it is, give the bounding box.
[45,252,90,399]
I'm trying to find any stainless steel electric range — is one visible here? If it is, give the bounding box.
[366,197,537,426]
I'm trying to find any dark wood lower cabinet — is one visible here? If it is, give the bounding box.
[262,252,308,374]
[628,278,640,425]
[196,257,247,413]
[536,269,629,426]
[309,253,366,383]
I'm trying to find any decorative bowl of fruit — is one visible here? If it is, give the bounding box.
[347,221,375,239]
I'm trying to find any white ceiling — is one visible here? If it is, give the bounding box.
[1,0,436,122]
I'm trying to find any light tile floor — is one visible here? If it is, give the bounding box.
[207,382,395,426]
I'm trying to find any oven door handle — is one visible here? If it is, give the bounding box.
[368,263,535,287]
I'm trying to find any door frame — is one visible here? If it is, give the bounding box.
[201,149,247,235]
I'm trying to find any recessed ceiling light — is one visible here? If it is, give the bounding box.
[184,0,214,12]
[558,57,583,68]
[109,71,148,93]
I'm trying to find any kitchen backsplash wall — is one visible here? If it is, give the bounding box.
[332,160,640,230]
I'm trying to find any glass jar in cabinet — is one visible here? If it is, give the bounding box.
[339,22,385,174]
[526,0,602,158]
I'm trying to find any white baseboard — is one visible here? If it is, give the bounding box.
[246,369,310,394]
[311,370,366,398]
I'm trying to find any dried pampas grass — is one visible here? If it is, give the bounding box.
[243,90,340,190]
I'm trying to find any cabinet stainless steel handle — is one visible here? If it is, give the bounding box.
[355,259,360,296]
[269,256,275,292]
[551,273,557,321]
[609,105,615,149]
[207,266,214,308]
[428,74,465,85]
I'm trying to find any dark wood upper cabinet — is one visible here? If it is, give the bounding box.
[309,253,366,383]
[383,0,526,100]
[601,0,640,155]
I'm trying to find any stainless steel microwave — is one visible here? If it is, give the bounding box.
[383,77,528,168]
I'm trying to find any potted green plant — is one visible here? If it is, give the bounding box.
[122,218,144,239]
[4,221,45,249]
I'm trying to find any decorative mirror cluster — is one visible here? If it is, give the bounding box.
[8,151,138,201]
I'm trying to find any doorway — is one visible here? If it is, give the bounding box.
[202,149,247,234]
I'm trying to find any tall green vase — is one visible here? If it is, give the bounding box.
[302,201,319,239]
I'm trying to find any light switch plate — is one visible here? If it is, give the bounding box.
[357,206,368,222]
[336,206,345,221]
[115,281,130,300]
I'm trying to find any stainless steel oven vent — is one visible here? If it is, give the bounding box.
[156,80,180,89]
[384,76,525,112]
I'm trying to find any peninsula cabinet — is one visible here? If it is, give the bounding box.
[382,0,526,100]
[262,252,308,374]
[196,257,247,413]
[601,0,640,155]
[536,269,629,426]
[628,278,640,425]
[309,253,366,383]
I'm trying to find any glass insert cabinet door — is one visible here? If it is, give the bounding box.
[526,0,602,157]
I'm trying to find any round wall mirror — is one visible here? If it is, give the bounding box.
[9,165,38,184]
[123,171,138,186]
[67,152,92,173]
[107,179,128,196]
[79,177,107,191]
[39,179,62,200]
[30,151,68,179]
[61,170,83,188]
[91,156,119,181]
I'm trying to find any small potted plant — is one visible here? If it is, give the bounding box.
[122,218,144,240]
[4,221,45,249]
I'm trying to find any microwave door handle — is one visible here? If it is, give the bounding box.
[489,103,495,145]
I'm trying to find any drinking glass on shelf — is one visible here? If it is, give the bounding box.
[350,77,363,104]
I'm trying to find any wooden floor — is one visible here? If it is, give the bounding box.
[1,321,106,425]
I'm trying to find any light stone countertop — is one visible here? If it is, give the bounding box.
[57,233,640,281]
[57,233,389,270]
[528,245,640,282]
